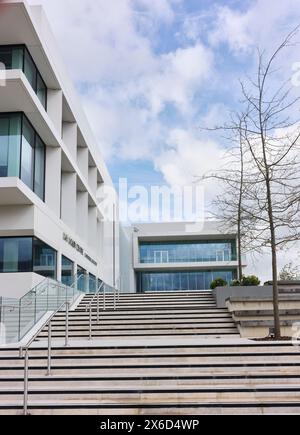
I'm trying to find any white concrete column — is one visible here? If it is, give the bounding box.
[62,122,77,161]
[88,206,97,252]
[88,166,97,195]
[45,146,61,217]
[61,172,76,231]
[47,90,63,137]
[77,147,89,181]
[76,191,88,243]
[57,251,62,282]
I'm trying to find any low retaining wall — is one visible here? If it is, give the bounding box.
[212,285,273,308]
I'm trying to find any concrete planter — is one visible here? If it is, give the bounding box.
[212,285,273,308]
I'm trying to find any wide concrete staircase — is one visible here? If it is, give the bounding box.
[1,291,300,415]
[38,291,239,339]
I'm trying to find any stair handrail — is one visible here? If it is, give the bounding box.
[86,281,104,340]
[85,279,120,340]
[20,299,71,416]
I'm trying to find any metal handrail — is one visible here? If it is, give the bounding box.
[86,281,104,340]
[85,279,120,340]
[20,300,71,416]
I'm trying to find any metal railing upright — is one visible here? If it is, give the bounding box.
[20,300,70,415]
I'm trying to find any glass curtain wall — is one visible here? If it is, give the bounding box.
[0,45,47,109]
[32,238,57,279]
[0,238,32,273]
[139,240,237,264]
[77,266,86,292]
[61,256,74,286]
[0,237,57,279]
[89,274,97,293]
[0,113,45,201]
[138,270,236,292]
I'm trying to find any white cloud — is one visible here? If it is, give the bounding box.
[210,0,300,54]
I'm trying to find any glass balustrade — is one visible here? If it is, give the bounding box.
[0,275,84,345]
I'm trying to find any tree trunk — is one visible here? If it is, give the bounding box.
[237,222,243,281]
[270,226,281,339]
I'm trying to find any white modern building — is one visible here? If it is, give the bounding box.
[0,0,120,298]
[121,221,244,293]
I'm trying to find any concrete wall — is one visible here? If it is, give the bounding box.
[0,1,121,297]
[0,273,44,299]
[213,285,273,308]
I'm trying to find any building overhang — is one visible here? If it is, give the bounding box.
[0,178,35,205]
[0,71,59,146]
[134,261,242,272]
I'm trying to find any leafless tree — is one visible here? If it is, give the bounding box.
[201,114,251,281]
[240,27,300,338]
[202,27,300,339]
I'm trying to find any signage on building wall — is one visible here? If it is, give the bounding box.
[63,233,98,267]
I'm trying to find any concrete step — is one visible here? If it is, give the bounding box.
[2,377,300,389]
[41,322,237,331]
[1,353,300,368]
[1,389,300,404]
[0,344,298,357]
[36,330,239,338]
[1,364,300,376]
[1,403,300,415]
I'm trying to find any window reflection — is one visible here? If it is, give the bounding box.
[0,113,46,201]
[139,240,237,264]
[139,270,235,292]
[0,238,32,273]
[0,45,47,109]
[61,256,74,286]
[33,238,57,279]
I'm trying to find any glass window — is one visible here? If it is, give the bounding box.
[89,274,96,293]
[21,117,34,190]
[0,46,47,110]
[24,48,37,90]
[0,114,21,177]
[139,270,236,292]
[36,72,47,109]
[77,266,86,292]
[34,135,45,200]
[0,46,23,70]
[0,238,32,273]
[139,240,237,264]
[0,113,45,201]
[33,238,57,279]
[61,256,74,287]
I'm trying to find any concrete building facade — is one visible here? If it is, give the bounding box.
[0,0,120,298]
[121,221,244,293]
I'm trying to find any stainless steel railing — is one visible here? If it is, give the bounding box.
[20,300,71,416]
[13,276,120,415]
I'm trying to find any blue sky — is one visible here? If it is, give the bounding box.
[29,0,300,279]
[30,0,300,193]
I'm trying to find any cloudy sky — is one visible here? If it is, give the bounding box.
[28,0,300,280]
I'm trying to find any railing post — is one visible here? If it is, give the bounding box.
[103,286,106,311]
[113,289,116,311]
[47,321,52,376]
[47,279,49,311]
[89,303,92,340]
[23,349,29,415]
[18,298,22,342]
[34,291,37,324]
[65,302,69,347]
[97,292,100,324]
